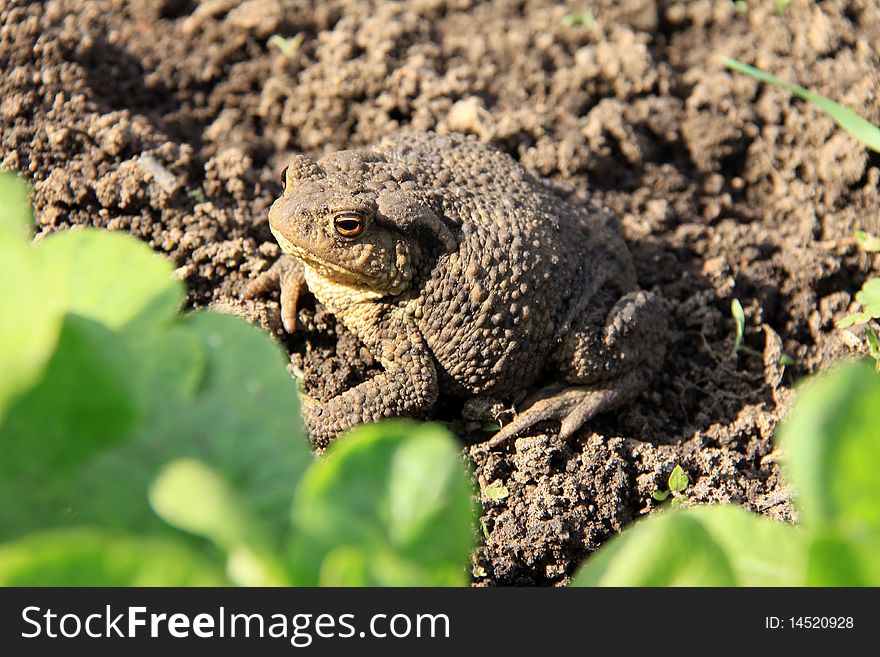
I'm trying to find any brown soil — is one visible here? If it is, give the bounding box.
[3,0,879,585]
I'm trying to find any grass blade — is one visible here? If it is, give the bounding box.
[722,57,880,153]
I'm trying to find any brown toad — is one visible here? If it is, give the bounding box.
[246,132,669,447]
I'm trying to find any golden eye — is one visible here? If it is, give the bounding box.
[333,212,367,238]
[280,166,288,193]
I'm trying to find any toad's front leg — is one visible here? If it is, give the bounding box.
[243,255,307,333]
[302,311,439,447]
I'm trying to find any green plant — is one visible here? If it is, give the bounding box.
[651,464,690,507]
[722,57,880,153]
[835,233,880,370]
[571,362,880,586]
[837,279,880,329]
[0,172,475,586]
[729,297,764,359]
[774,0,793,14]
[836,279,880,371]
[730,298,746,355]
[724,60,880,370]
[562,9,596,28]
[268,33,304,58]
[854,230,880,253]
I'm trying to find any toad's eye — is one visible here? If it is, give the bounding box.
[333,212,367,239]
[280,166,288,193]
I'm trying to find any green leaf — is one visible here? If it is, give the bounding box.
[0,171,32,242]
[722,58,880,153]
[836,279,880,327]
[0,314,141,482]
[0,311,310,547]
[652,490,669,502]
[0,173,65,423]
[562,10,595,28]
[0,244,63,424]
[779,363,880,541]
[289,421,476,586]
[804,535,869,586]
[149,458,262,550]
[571,505,805,587]
[0,529,227,586]
[854,230,880,253]
[37,228,184,336]
[731,298,745,354]
[149,458,288,585]
[668,465,689,492]
[855,279,880,318]
[59,312,310,540]
[837,311,873,328]
[268,33,304,58]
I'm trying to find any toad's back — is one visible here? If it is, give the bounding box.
[375,132,638,397]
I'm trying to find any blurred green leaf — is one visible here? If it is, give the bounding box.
[0,315,141,485]
[50,313,309,541]
[37,228,183,336]
[149,458,288,586]
[779,363,880,541]
[572,505,804,587]
[0,175,63,424]
[722,58,880,153]
[150,458,263,551]
[0,171,32,241]
[0,246,63,424]
[804,535,868,586]
[289,421,476,586]
[0,529,227,586]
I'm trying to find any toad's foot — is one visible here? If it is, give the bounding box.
[484,367,647,448]
[243,255,306,333]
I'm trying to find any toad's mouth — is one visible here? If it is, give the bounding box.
[270,227,381,287]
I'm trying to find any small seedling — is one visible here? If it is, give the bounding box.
[836,277,880,371]
[484,481,510,502]
[562,9,596,28]
[730,298,762,358]
[774,0,793,14]
[733,1,748,13]
[837,279,880,328]
[731,298,745,355]
[854,230,880,253]
[268,33,304,58]
[722,58,880,153]
[652,465,689,507]
[187,187,206,204]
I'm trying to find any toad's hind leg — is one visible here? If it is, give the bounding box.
[486,291,668,448]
